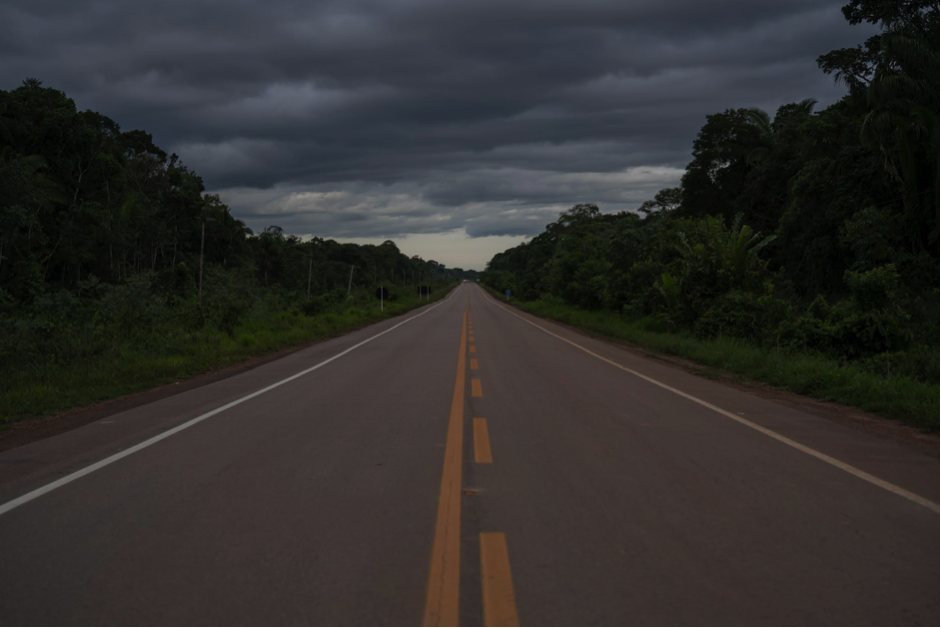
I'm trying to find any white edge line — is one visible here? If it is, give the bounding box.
[478,287,939,514]
[0,288,459,517]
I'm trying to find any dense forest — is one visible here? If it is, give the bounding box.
[0,79,472,298]
[483,1,938,386]
[0,79,473,420]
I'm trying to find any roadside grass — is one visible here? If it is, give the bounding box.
[492,292,939,431]
[0,285,455,427]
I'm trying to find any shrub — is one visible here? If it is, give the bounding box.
[9,259,44,304]
[845,263,900,311]
[301,294,335,317]
[694,291,791,343]
[153,263,196,303]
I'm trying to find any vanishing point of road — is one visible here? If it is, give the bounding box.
[0,284,937,625]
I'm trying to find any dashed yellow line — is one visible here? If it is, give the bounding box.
[473,418,493,463]
[470,359,479,370]
[470,345,477,354]
[423,311,468,626]
[480,533,519,626]
[472,379,483,397]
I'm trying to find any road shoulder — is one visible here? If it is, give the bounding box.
[485,291,938,458]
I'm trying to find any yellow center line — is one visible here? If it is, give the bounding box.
[471,379,483,397]
[423,310,467,626]
[470,359,479,370]
[480,533,519,626]
[473,418,493,463]
[470,345,477,354]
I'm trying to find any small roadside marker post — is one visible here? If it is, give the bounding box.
[505,289,511,302]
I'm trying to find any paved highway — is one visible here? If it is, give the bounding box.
[0,283,937,625]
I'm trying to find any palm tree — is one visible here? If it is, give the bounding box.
[655,272,683,311]
[676,215,776,286]
[744,98,817,164]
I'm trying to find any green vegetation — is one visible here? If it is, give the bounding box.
[482,2,938,430]
[501,294,938,430]
[1,280,455,424]
[0,81,472,424]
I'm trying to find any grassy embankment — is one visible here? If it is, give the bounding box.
[0,284,456,427]
[488,290,939,431]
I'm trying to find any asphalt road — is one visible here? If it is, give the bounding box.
[0,283,937,626]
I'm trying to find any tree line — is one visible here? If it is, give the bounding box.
[482,0,938,383]
[0,78,472,302]
[0,77,478,396]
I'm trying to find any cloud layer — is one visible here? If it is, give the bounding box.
[0,0,870,265]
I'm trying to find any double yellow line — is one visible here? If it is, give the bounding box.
[423,305,519,626]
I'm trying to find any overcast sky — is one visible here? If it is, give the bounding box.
[1,0,869,268]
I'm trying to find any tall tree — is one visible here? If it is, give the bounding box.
[678,109,755,221]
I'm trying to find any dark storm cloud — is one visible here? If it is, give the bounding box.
[1,0,874,244]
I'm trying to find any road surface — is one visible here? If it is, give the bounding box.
[0,283,937,625]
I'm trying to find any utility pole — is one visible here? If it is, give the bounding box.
[347,264,355,297]
[306,241,314,301]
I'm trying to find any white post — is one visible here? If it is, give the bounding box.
[347,265,354,297]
